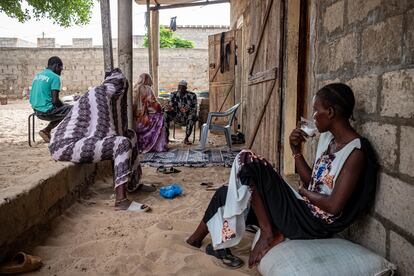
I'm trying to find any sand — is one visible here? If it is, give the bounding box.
[25,166,259,276]
[1,100,258,275]
[0,100,48,144]
[0,100,65,198]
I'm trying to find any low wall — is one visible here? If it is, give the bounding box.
[0,161,111,261]
[0,48,208,98]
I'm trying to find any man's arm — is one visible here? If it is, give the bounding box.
[51,74,63,108]
[188,93,197,115]
[51,90,63,108]
[170,92,179,112]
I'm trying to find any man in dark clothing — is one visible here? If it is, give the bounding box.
[29,56,72,142]
[164,80,197,144]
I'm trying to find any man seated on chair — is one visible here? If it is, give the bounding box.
[164,80,197,144]
[29,56,72,142]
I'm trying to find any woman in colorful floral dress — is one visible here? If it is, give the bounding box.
[133,73,167,153]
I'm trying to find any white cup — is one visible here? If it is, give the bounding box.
[299,117,317,137]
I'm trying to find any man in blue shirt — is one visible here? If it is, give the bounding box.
[30,56,72,142]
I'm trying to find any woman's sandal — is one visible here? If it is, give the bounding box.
[205,243,244,269]
[136,183,157,192]
[0,252,42,274]
[115,198,150,212]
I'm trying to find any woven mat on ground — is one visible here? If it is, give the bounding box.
[140,148,239,167]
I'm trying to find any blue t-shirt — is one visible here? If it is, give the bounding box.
[29,68,61,113]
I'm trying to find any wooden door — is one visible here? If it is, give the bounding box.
[208,30,236,125]
[243,0,284,168]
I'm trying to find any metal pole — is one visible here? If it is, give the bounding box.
[100,0,114,74]
[118,0,133,128]
[146,0,153,78]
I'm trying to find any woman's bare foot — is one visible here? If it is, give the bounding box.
[248,231,284,268]
[186,221,209,249]
[186,237,202,249]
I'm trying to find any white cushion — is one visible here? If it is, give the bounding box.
[254,233,396,276]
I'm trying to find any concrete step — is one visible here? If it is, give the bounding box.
[0,161,111,261]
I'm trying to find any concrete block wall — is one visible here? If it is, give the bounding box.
[0,38,35,48]
[72,38,93,48]
[133,35,145,48]
[309,1,414,275]
[162,25,230,48]
[0,38,19,47]
[0,48,208,98]
[37,38,55,48]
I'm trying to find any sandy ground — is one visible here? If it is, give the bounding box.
[1,100,257,275]
[0,100,48,144]
[25,167,259,276]
[0,100,62,197]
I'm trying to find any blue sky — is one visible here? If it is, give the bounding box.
[0,0,230,45]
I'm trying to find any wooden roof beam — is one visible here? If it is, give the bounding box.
[150,0,229,11]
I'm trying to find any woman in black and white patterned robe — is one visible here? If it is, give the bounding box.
[49,69,150,212]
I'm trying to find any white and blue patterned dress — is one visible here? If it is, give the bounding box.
[49,69,141,191]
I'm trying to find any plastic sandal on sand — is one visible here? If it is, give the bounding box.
[156,166,181,174]
[127,201,150,212]
[137,183,157,192]
[0,252,42,274]
[201,182,228,191]
[205,243,244,269]
[116,201,150,212]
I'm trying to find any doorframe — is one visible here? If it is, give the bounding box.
[281,0,309,176]
[235,15,244,132]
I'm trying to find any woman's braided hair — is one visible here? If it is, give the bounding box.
[316,83,355,120]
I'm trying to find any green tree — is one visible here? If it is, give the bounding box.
[0,0,94,27]
[143,26,195,48]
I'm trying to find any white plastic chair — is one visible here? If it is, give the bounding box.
[198,103,241,150]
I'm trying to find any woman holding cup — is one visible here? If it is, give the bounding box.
[186,83,378,269]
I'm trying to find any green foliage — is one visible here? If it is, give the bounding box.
[0,0,94,27]
[143,26,195,48]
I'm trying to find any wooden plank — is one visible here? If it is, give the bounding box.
[245,0,284,169]
[146,0,153,78]
[150,9,159,96]
[283,0,301,176]
[248,0,274,75]
[247,78,277,149]
[248,67,277,86]
[217,83,234,113]
[210,62,221,83]
[209,30,236,83]
[209,30,236,121]
[210,81,234,87]
[149,0,230,11]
